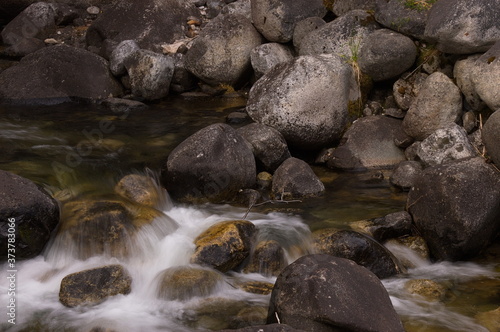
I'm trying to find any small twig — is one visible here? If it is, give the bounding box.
[275,312,281,324]
[242,198,302,219]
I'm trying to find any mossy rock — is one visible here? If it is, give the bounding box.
[243,240,286,277]
[156,266,224,301]
[191,220,257,272]
[405,279,447,301]
[114,173,164,208]
[236,280,274,295]
[59,265,132,308]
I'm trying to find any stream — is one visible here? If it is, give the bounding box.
[0,96,498,332]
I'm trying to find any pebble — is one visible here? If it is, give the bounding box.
[87,6,100,15]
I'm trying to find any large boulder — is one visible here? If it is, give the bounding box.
[184,13,262,86]
[0,45,123,105]
[246,55,357,149]
[271,158,325,199]
[267,254,405,332]
[407,157,500,261]
[424,0,500,54]
[191,220,256,272]
[250,0,326,43]
[327,0,377,16]
[86,0,199,54]
[161,123,256,203]
[402,72,462,141]
[59,265,132,307]
[483,110,500,167]
[312,229,402,279]
[374,0,433,39]
[0,170,59,259]
[327,115,406,171]
[469,41,500,111]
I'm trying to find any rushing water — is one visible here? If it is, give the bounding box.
[0,97,498,331]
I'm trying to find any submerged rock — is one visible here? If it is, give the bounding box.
[243,240,286,277]
[405,279,447,302]
[114,173,167,208]
[59,265,132,307]
[267,254,405,332]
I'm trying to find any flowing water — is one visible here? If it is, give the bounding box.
[0,97,498,332]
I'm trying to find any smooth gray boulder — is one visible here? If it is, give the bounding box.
[407,157,500,261]
[470,41,500,111]
[359,29,417,81]
[271,157,325,199]
[124,50,175,100]
[109,40,140,76]
[390,160,423,191]
[0,44,123,104]
[374,0,432,39]
[267,254,405,332]
[250,43,294,79]
[246,54,357,149]
[483,110,500,167]
[250,0,326,43]
[453,54,485,112]
[327,115,406,171]
[424,0,500,54]
[185,13,262,86]
[402,72,462,141]
[161,123,256,203]
[416,123,477,167]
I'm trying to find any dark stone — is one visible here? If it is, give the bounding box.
[483,109,500,167]
[220,324,305,332]
[2,37,45,57]
[367,211,413,242]
[243,240,286,277]
[390,160,423,191]
[271,157,325,199]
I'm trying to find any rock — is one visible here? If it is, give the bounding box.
[299,10,379,57]
[1,2,56,45]
[124,49,175,100]
[416,123,477,167]
[405,279,447,302]
[59,265,132,307]
[358,29,417,82]
[109,40,140,76]
[2,37,45,57]
[271,158,325,199]
[374,0,432,39]
[236,123,291,172]
[250,43,294,79]
[161,123,256,203]
[0,44,123,105]
[191,220,256,272]
[220,324,305,332]
[402,72,462,141]
[205,0,224,19]
[393,72,428,111]
[100,97,148,114]
[352,211,413,242]
[483,110,500,167]
[424,0,500,54]
[267,254,405,332]
[475,307,500,332]
[462,111,477,134]
[114,173,166,208]
[470,41,500,111]
[312,229,402,279]
[246,55,357,149]
[170,53,197,93]
[256,171,272,190]
[407,157,500,261]
[329,0,377,16]
[156,266,224,301]
[250,0,326,43]
[236,280,274,295]
[86,0,199,54]
[220,0,251,17]
[326,115,406,171]
[292,17,325,53]
[0,170,59,259]
[390,160,423,191]
[185,13,262,86]
[453,54,485,112]
[243,240,286,277]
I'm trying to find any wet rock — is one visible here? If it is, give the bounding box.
[424,0,500,54]
[243,240,286,277]
[86,0,199,54]
[251,0,326,43]
[329,0,377,16]
[326,115,406,171]
[250,43,294,79]
[237,123,291,173]
[299,10,379,57]
[185,13,262,86]
[156,266,224,301]
[0,170,59,259]
[402,72,462,141]
[161,123,256,203]
[109,40,140,76]
[374,0,432,39]
[389,235,430,265]
[236,280,274,295]
[246,55,357,149]
[454,54,485,112]
[1,2,56,46]
[416,123,477,167]
[312,229,402,279]
[483,110,500,167]
[405,279,447,302]
[220,324,305,332]
[475,307,500,332]
[0,44,123,105]
[59,265,132,307]
[352,211,413,242]
[407,157,500,261]
[191,220,256,272]
[470,41,500,111]
[114,173,166,208]
[390,160,423,191]
[292,17,325,53]
[101,97,148,114]
[359,29,417,82]
[393,72,428,111]
[272,158,325,200]
[267,254,405,332]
